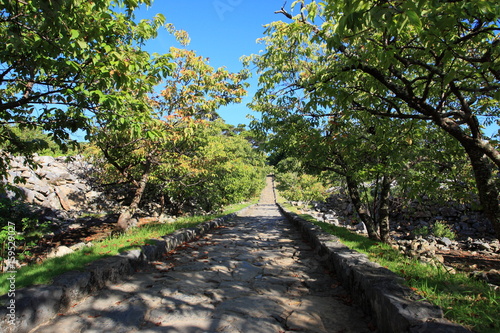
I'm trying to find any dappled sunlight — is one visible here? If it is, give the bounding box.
[31,183,374,333]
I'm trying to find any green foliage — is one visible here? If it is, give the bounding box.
[275,170,328,204]
[93,116,267,216]
[0,224,24,264]
[432,221,456,240]
[151,120,268,213]
[0,199,38,233]
[245,0,499,238]
[0,0,173,186]
[414,221,456,240]
[158,47,249,119]
[0,125,78,157]
[0,198,52,262]
[413,226,430,238]
[89,34,261,221]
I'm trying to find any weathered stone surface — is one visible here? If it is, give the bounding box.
[438,237,453,247]
[52,271,91,306]
[286,310,328,332]
[85,256,134,291]
[472,269,500,286]
[0,286,64,333]
[46,245,74,259]
[231,261,263,281]
[304,191,500,288]
[25,177,375,333]
[279,205,472,333]
[0,207,241,333]
[1,178,474,333]
[68,242,90,251]
[1,155,106,213]
[310,191,496,241]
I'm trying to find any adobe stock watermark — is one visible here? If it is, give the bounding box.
[213,0,244,21]
[4,222,17,326]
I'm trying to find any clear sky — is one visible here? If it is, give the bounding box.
[135,0,288,127]
[134,1,499,138]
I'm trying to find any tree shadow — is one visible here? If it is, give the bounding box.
[31,204,374,332]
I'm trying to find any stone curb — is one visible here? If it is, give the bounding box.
[277,204,472,333]
[0,207,251,333]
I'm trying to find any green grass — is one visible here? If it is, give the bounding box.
[0,200,254,296]
[282,203,500,333]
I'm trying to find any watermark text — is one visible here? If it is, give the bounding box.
[213,0,244,21]
[5,221,17,326]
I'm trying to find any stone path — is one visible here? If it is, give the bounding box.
[31,177,375,333]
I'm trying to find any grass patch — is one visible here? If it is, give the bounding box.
[0,200,255,296]
[283,203,500,333]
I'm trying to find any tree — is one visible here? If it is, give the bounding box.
[93,114,203,228]
[253,93,472,242]
[157,46,249,120]
[93,118,267,226]
[246,0,500,239]
[92,41,250,229]
[0,0,172,184]
[0,125,80,157]
[274,163,329,205]
[154,121,268,214]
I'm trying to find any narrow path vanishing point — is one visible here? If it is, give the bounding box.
[31,176,375,333]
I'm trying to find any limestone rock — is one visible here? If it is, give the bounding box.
[1,154,111,212]
[438,237,453,247]
[47,245,74,259]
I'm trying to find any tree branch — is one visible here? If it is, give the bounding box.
[0,88,66,112]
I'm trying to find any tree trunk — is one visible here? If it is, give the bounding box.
[461,143,500,240]
[436,118,500,240]
[117,161,152,230]
[344,173,380,241]
[378,174,392,243]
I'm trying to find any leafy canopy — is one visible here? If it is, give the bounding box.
[0,0,173,182]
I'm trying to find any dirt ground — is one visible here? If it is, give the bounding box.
[438,248,500,272]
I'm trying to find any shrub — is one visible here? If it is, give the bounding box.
[412,220,456,240]
[432,220,456,240]
[413,225,430,238]
[275,172,329,204]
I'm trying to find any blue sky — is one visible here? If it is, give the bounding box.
[133,1,499,138]
[135,0,287,127]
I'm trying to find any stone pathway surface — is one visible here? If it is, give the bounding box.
[31,177,375,333]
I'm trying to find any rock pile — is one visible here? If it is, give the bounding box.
[1,155,181,264]
[297,190,500,287]
[3,155,104,212]
[2,155,172,221]
[309,191,497,241]
[391,236,500,286]
[1,155,124,244]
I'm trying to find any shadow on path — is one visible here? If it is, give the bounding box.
[32,177,375,333]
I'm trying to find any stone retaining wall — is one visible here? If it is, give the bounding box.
[0,210,245,333]
[278,204,472,333]
[1,203,474,333]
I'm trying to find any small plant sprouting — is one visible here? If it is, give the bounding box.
[413,225,430,238]
[432,220,456,240]
[412,221,456,240]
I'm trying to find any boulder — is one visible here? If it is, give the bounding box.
[46,246,74,259]
[1,154,106,212]
[355,222,367,233]
[438,237,453,247]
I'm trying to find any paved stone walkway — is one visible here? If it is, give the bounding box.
[32,177,375,333]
